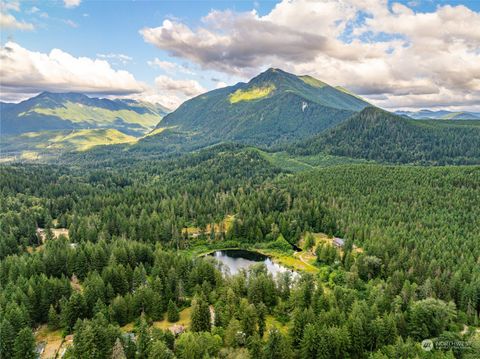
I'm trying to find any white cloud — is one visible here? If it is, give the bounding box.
[148,58,177,71]
[0,42,204,109]
[64,0,81,8]
[141,13,329,77]
[97,53,133,65]
[1,1,20,12]
[0,11,34,30]
[63,19,78,28]
[154,75,205,97]
[0,42,145,100]
[140,0,480,110]
[133,75,206,109]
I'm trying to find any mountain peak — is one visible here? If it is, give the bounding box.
[156,68,370,147]
[249,67,296,85]
[34,91,88,101]
[36,91,54,98]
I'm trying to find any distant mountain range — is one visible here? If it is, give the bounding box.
[152,68,370,147]
[394,109,480,120]
[0,92,169,136]
[2,69,478,165]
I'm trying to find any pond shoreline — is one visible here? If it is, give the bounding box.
[196,245,318,274]
[207,248,296,276]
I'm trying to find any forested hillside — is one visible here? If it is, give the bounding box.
[290,107,480,165]
[1,146,479,358]
[1,92,168,136]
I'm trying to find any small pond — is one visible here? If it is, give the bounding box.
[209,249,297,277]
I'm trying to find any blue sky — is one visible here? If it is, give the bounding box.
[1,1,273,95]
[1,0,479,110]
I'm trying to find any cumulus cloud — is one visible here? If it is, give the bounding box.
[141,13,328,76]
[138,75,205,108]
[140,0,480,110]
[64,0,81,8]
[0,11,34,30]
[0,42,144,101]
[155,76,205,97]
[0,1,35,30]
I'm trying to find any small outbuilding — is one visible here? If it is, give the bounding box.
[169,324,185,336]
[333,237,345,248]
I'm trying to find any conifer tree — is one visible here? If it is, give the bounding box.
[190,295,211,332]
[148,340,174,359]
[111,338,126,359]
[48,305,59,330]
[0,319,15,359]
[263,329,292,359]
[167,300,179,322]
[13,327,36,359]
[136,316,151,359]
[300,324,317,359]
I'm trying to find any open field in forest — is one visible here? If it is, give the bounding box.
[153,307,192,331]
[120,307,193,334]
[182,215,235,238]
[35,326,63,359]
[265,315,289,335]
[304,232,363,254]
[36,227,69,243]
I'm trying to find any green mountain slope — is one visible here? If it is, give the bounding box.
[290,107,480,165]
[152,68,370,147]
[0,129,137,162]
[1,92,169,136]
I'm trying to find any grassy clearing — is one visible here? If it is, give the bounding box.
[153,307,192,330]
[309,232,363,255]
[257,150,369,173]
[35,325,63,359]
[36,228,69,243]
[182,215,235,238]
[119,307,193,334]
[265,315,289,335]
[120,322,135,332]
[258,151,315,172]
[229,85,275,104]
